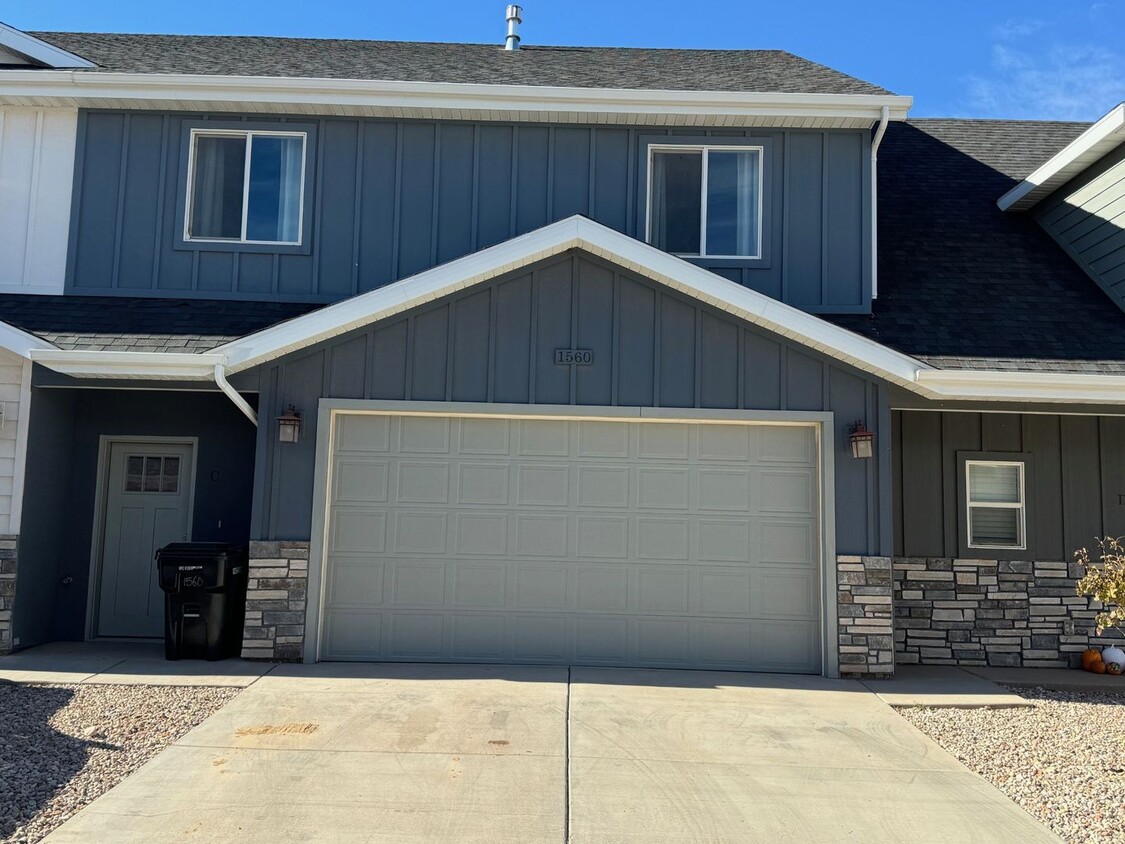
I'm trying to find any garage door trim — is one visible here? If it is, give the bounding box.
[304,400,839,676]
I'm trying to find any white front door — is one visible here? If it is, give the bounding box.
[96,441,194,638]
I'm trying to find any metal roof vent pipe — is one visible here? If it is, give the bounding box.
[504,5,522,51]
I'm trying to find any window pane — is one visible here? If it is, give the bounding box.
[161,457,181,493]
[970,506,1021,547]
[969,463,1021,503]
[649,151,702,254]
[247,135,304,243]
[143,456,162,492]
[125,456,144,492]
[190,135,246,239]
[705,150,760,257]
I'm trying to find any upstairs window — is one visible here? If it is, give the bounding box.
[185,129,306,245]
[965,460,1026,550]
[647,145,763,259]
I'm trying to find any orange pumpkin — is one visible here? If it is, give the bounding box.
[1090,659,1107,674]
[1082,648,1103,669]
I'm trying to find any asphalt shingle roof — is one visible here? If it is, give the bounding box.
[27,32,893,95]
[828,118,1125,374]
[0,295,318,353]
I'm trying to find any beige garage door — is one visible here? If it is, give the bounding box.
[318,413,823,673]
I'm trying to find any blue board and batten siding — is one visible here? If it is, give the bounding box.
[250,250,890,556]
[66,111,872,312]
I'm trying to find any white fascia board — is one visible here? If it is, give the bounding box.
[0,70,913,126]
[998,103,1125,212]
[213,215,929,389]
[29,349,224,380]
[915,368,1125,404]
[0,23,96,68]
[0,319,56,359]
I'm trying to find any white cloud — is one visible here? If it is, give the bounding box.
[965,43,1125,120]
[994,18,1044,40]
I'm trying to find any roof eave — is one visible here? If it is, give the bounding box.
[998,103,1125,212]
[0,70,913,126]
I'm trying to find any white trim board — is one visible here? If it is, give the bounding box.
[998,103,1125,212]
[0,23,96,69]
[0,69,913,128]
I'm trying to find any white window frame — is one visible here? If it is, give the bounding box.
[183,128,308,246]
[645,143,765,260]
[965,460,1026,550]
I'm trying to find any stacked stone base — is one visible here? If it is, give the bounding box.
[241,540,310,662]
[0,536,17,654]
[837,556,894,677]
[894,557,1121,668]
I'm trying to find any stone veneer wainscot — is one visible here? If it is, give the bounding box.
[837,555,894,677]
[241,540,310,662]
[0,535,17,654]
[893,557,1122,667]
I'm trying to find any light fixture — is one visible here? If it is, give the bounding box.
[277,406,302,444]
[849,420,875,459]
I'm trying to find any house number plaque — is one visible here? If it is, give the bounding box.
[554,348,594,365]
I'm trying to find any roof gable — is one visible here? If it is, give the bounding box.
[211,215,927,388]
[0,21,94,68]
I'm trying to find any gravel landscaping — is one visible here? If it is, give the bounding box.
[0,682,239,843]
[899,686,1125,844]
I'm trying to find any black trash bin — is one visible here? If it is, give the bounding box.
[156,542,248,661]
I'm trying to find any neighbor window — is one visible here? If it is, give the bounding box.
[965,460,1026,549]
[185,130,306,244]
[647,145,763,259]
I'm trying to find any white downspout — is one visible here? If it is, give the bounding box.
[214,362,258,426]
[870,105,890,300]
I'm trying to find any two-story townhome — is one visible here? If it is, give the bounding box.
[0,18,1122,677]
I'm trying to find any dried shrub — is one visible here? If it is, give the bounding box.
[1075,536,1125,635]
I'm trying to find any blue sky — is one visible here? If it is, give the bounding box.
[7,1,1124,120]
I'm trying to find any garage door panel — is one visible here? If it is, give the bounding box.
[576,465,630,508]
[454,512,509,556]
[576,516,629,559]
[456,463,511,505]
[320,414,823,673]
[335,415,390,453]
[575,567,629,612]
[333,459,390,504]
[327,560,386,606]
[329,509,387,554]
[636,518,690,561]
[517,464,570,506]
[392,512,449,555]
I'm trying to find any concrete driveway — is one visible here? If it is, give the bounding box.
[44,664,1059,843]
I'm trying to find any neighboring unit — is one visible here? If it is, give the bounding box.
[0,18,1122,675]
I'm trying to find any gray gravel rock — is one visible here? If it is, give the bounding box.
[0,681,238,844]
[899,685,1125,844]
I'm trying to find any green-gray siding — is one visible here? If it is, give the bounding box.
[250,249,890,556]
[66,111,872,312]
[893,409,1125,560]
[1037,141,1125,308]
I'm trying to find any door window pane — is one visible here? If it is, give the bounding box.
[649,151,702,254]
[143,456,163,492]
[246,135,304,242]
[161,457,181,493]
[125,456,144,492]
[705,150,760,257]
[189,135,246,239]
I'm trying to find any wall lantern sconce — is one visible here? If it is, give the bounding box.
[278,406,302,444]
[849,420,875,459]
